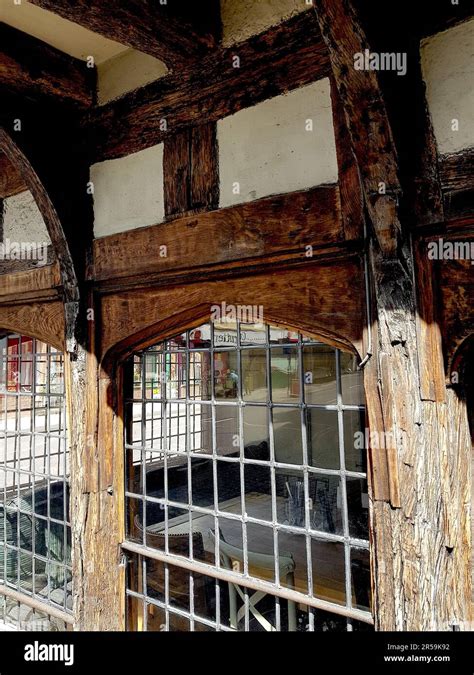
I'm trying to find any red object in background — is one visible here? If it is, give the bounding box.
[4,336,33,392]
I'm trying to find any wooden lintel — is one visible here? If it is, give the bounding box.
[93,185,344,284]
[98,258,365,362]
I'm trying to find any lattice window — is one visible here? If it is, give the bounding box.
[0,334,71,631]
[124,322,372,632]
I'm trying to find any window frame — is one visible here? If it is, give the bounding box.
[121,319,374,631]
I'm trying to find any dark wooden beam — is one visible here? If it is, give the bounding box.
[163,123,219,218]
[439,147,474,195]
[84,11,330,162]
[0,151,27,198]
[190,123,219,212]
[29,0,220,70]
[315,1,401,257]
[163,129,191,218]
[99,259,365,361]
[353,5,444,228]
[329,78,364,241]
[0,23,95,109]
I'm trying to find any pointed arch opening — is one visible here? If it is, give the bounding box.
[120,317,373,632]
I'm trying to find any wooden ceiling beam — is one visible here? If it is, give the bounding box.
[84,11,330,162]
[0,23,95,109]
[29,0,220,70]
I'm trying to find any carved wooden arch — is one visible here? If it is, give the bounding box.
[98,259,366,367]
[102,303,362,375]
[0,128,78,305]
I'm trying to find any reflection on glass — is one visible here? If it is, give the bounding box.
[307,408,340,469]
[244,523,275,583]
[192,458,213,507]
[0,336,71,630]
[303,345,337,404]
[351,548,371,611]
[278,530,307,593]
[308,474,343,535]
[269,328,299,345]
[143,401,163,452]
[240,323,266,346]
[124,322,371,633]
[311,538,345,606]
[244,466,272,522]
[166,332,187,350]
[340,351,365,405]
[343,410,367,473]
[189,351,211,400]
[243,406,269,459]
[189,325,211,349]
[217,460,241,515]
[192,572,217,625]
[273,407,303,465]
[166,403,187,454]
[126,497,144,544]
[346,478,369,539]
[242,349,267,402]
[215,406,239,456]
[214,352,239,400]
[214,321,238,348]
[165,352,186,399]
[189,403,211,454]
[143,352,162,400]
[271,347,299,402]
[146,603,166,632]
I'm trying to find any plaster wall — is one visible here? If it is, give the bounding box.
[218,79,338,208]
[421,19,474,154]
[91,144,165,237]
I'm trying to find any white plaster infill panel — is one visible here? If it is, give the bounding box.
[2,191,51,245]
[421,19,474,155]
[91,144,165,238]
[98,50,168,105]
[218,79,338,208]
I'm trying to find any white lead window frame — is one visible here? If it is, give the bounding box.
[123,321,373,632]
[0,334,72,631]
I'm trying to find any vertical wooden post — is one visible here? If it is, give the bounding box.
[66,314,126,630]
[163,122,219,218]
[314,0,472,630]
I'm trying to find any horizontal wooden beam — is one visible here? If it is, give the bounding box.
[439,147,474,194]
[0,262,61,300]
[84,11,330,162]
[417,1,474,38]
[92,185,344,285]
[29,0,220,70]
[0,23,95,109]
[0,151,27,198]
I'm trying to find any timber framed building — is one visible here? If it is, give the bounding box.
[0,0,473,632]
